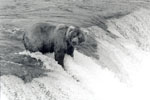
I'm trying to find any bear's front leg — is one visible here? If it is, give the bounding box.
[54,49,66,68]
[67,46,74,57]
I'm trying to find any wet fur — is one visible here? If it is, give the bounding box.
[23,22,86,68]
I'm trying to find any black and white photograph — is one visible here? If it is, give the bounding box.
[0,0,150,100]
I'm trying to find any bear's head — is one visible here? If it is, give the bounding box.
[66,26,88,46]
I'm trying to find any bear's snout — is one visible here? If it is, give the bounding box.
[72,41,77,45]
[71,37,79,46]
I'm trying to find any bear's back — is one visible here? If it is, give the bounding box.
[31,23,55,37]
[26,23,55,43]
[23,23,56,52]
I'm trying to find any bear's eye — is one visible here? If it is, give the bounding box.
[78,37,83,43]
[72,33,77,38]
[73,35,76,38]
[76,32,80,36]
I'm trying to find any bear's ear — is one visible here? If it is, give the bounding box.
[81,28,89,35]
[80,28,89,42]
[56,24,68,30]
[66,26,75,39]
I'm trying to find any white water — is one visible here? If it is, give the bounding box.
[1,8,150,100]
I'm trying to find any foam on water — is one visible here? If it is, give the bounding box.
[64,8,150,100]
[18,51,62,71]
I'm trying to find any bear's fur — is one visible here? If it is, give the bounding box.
[23,22,87,68]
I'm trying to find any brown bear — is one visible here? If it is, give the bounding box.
[23,22,87,68]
